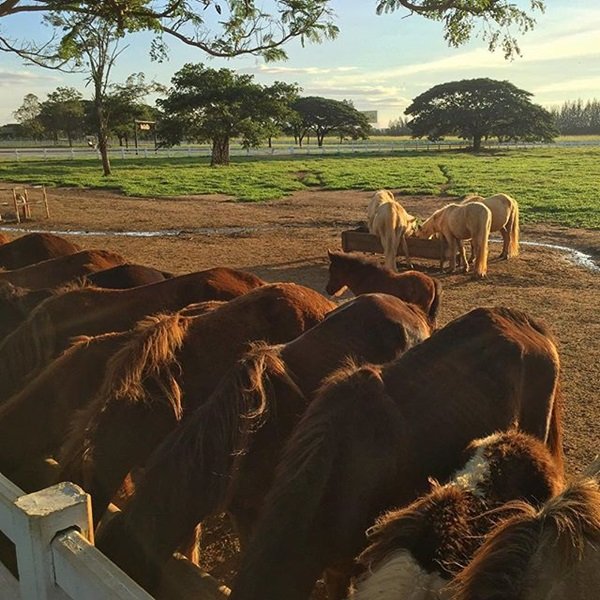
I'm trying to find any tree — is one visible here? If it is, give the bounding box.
[291,96,372,147]
[405,78,558,151]
[39,86,85,146]
[550,99,600,135]
[13,93,45,139]
[158,63,295,165]
[0,1,338,65]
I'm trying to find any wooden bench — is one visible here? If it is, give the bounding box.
[341,228,452,267]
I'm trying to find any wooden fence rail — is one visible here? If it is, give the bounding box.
[0,472,152,600]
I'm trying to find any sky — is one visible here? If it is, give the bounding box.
[0,0,599,127]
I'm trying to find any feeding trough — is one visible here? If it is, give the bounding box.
[341,226,455,268]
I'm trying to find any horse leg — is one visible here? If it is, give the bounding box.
[499,227,509,259]
[460,240,470,274]
[400,235,414,270]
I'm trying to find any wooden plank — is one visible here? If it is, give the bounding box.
[341,230,449,260]
[0,559,20,600]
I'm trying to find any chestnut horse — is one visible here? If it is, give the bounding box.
[0,267,266,402]
[0,264,173,341]
[367,190,417,271]
[57,283,336,523]
[417,202,492,277]
[0,232,81,269]
[453,458,600,600]
[325,250,442,327]
[230,307,564,600]
[0,301,225,494]
[351,431,564,600]
[0,249,126,289]
[462,192,520,259]
[94,294,432,593]
[0,233,10,246]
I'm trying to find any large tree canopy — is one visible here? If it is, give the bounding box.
[405,78,558,151]
[0,0,545,64]
[158,63,296,165]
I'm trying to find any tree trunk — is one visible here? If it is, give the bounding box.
[472,134,482,152]
[317,134,324,147]
[211,136,230,166]
[67,132,73,147]
[268,136,272,148]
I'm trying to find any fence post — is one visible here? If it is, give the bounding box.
[13,482,93,600]
[15,150,19,161]
[43,148,47,161]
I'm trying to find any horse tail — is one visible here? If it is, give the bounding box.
[0,302,55,403]
[474,208,491,278]
[96,342,302,592]
[546,379,565,477]
[428,278,443,328]
[507,198,520,258]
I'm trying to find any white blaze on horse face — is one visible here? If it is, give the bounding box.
[351,550,449,600]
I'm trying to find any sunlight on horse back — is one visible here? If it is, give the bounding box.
[417,202,491,278]
[367,190,417,271]
[462,192,520,259]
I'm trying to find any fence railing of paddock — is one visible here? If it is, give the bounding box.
[1,138,598,161]
[0,472,152,600]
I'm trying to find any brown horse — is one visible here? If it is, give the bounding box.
[351,431,564,600]
[230,306,564,600]
[94,294,432,593]
[0,267,266,402]
[452,458,600,600]
[57,283,336,523]
[0,232,81,269]
[0,264,174,341]
[0,301,226,494]
[325,250,442,327]
[0,249,126,289]
[0,233,10,245]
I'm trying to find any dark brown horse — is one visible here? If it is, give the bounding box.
[452,458,600,600]
[0,301,226,494]
[325,250,442,327]
[0,264,174,341]
[0,249,126,289]
[230,306,564,600]
[57,283,336,523]
[0,267,266,402]
[93,294,432,593]
[0,232,81,269]
[351,431,564,599]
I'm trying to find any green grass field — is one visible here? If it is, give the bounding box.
[1,147,598,228]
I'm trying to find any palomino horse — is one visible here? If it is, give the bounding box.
[417,202,492,277]
[325,250,441,327]
[94,294,432,593]
[462,192,520,259]
[0,302,225,495]
[452,458,600,600]
[230,307,564,600]
[0,267,266,402]
[367,190,417,271]
[0,249,126,289]
[0,232,81,270]
[351,431,564,600]
[57,283,336,524]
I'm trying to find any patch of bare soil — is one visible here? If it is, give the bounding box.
[1,185,598,591]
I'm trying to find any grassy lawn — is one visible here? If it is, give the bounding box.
[0,147,598,228]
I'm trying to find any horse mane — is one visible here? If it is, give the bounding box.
[451,462,600,600]
[59,312,192,476]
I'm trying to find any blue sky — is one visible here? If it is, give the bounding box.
[1,0,599,127]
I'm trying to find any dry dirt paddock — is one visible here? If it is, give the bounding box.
[1,186,598,587]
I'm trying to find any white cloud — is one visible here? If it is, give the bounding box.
[533,77,600,95]
[0,69,60,86]
[242,65,359,75]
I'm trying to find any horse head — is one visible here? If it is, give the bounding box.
[325,249,349,297]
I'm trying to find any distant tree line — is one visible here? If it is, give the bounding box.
[549,100,600,135]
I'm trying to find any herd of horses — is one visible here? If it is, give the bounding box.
[0,224,597,600]
[367,189,520,278]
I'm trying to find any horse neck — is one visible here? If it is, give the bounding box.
[341,263,383,295]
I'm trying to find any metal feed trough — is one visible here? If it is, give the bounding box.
[341,227,453,267]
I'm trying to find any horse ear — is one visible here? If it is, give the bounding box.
[327,248,337,258]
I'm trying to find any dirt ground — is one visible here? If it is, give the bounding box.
[1,185,598,589]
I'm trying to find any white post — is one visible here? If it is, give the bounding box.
[12,482,93,600]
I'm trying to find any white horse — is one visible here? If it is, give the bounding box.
[367,190,416,272]
[461,193,520,259]
[417,202,492,278]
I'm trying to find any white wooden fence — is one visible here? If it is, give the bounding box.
[0,472,152,600]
